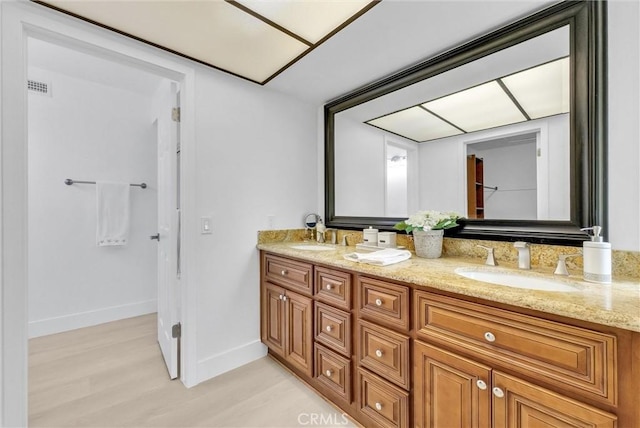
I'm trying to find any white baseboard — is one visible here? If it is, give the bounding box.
[28,299,157,338]
[196,340,267,384]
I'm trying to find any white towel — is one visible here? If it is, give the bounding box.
[343,248,412,266]
[96,182,130,247]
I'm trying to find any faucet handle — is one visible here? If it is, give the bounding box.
[554,253,583,276]
[477,245,498,266]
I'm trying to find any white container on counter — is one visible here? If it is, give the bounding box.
[363,227,378,246]
[377,232,397,248]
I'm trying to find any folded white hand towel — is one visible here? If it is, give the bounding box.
[96,182,130,247]
[343,248,412,266]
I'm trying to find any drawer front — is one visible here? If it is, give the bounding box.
[315,302,351,356]
[358,276,410,331]
[415,291,617,406]
[358,320,410,390]
[357,368,409,428]
[315,267,351,310]
[263,254,313,296]
[315,344,351,402]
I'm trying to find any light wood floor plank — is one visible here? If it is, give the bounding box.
[29,314,356,427]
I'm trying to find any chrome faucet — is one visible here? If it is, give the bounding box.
[513,241,531,270]
[554,253,582,275]
[477,245,498,266]
[324,229,337,245]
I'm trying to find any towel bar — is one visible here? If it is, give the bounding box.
[64,179,147,189]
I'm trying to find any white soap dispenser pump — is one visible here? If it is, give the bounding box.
[581,226,612,284]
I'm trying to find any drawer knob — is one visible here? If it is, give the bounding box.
[375,402,383,411]
[282,295,287,302]
[281,269,288,276]
[484,332,496,342]
[326,284,333,290]
[325,369,333,377]
[375,298,383,307]
[476,380,487,390]
[326,325,333,332]
[492,387,505,398]
[375,349,383,358]
[279,294,283,300]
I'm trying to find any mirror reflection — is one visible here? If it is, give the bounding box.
[334,26,569,221]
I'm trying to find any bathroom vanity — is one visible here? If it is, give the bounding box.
[258,242,639,428]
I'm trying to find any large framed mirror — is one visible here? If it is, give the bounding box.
[325,1,606,246]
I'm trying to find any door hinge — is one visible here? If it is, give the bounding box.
[172,322,182,339]
[172,107,181,122]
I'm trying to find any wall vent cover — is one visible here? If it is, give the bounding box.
[27,79,51,95]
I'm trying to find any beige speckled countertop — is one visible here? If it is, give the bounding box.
[257,241,640,333]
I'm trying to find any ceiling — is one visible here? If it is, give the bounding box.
[36,0,376,85]
[31,0,557,105]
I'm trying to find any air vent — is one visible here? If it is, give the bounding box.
[27,79,51,96]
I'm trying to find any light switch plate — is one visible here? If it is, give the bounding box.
[200,217,212,234]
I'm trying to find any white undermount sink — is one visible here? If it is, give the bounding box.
[290,244,336,251]
[455,268,579,292]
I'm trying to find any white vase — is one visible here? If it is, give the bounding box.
[413,229,444,258]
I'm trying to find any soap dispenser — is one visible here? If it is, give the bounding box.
[581,226,611,284]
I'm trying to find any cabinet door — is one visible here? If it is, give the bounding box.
[414,341,491,428]
[262,282,285,357]
[492,371,616,428]
[285,291,313,377]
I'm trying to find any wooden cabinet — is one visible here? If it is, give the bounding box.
[467,154,484,219]
[414,340,617,428]
[260,251,633,428]
[261,281,313,377]
[414,291,619,428]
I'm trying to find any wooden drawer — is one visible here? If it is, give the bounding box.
[357,368,409,428]
[315,343,351,403]
[315,302,351,356]
[315,266,351,310]
[415,291,617,406]
[358,276,410,331]
[263,253,313,296]
[358,320,410,390]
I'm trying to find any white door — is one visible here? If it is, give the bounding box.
[155,82,180,379]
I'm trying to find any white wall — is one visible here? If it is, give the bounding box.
[191,66,317,380]
[608,0,640,251]
[27,66,159,337]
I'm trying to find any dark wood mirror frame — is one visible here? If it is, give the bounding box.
[324,0,607,246]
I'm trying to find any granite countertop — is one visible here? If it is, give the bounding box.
[257,241,640,333]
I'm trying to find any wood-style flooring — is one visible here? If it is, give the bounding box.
[29,314,355,427]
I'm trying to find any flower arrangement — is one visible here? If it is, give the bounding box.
[394,210,462,233]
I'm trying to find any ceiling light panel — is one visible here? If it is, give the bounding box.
[368,107,463,142]
[235,0,372,44]
[501,57,570,119]
[423,81,526,132]
[43,1,309,83]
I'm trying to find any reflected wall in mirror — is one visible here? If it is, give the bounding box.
[325,1,606,245]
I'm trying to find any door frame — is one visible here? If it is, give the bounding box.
[1,3,198,425]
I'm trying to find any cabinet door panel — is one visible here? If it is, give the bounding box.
[414,341,491,428]
[285,292,313,377]
[492,371,616,428]
[262,282,285,356]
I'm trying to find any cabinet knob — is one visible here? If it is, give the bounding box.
[375,349,383,358]
[281,270,288,276]
[282,295,287,301]
[476,380,487,390]
[326,325,333,332]
[326,284,333,290]
[279,294,283,300]
[325,369,333,377]
[375,402,383,411]
[375,298,383,307]
[492,387,505,398]
[484,332,496,342]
